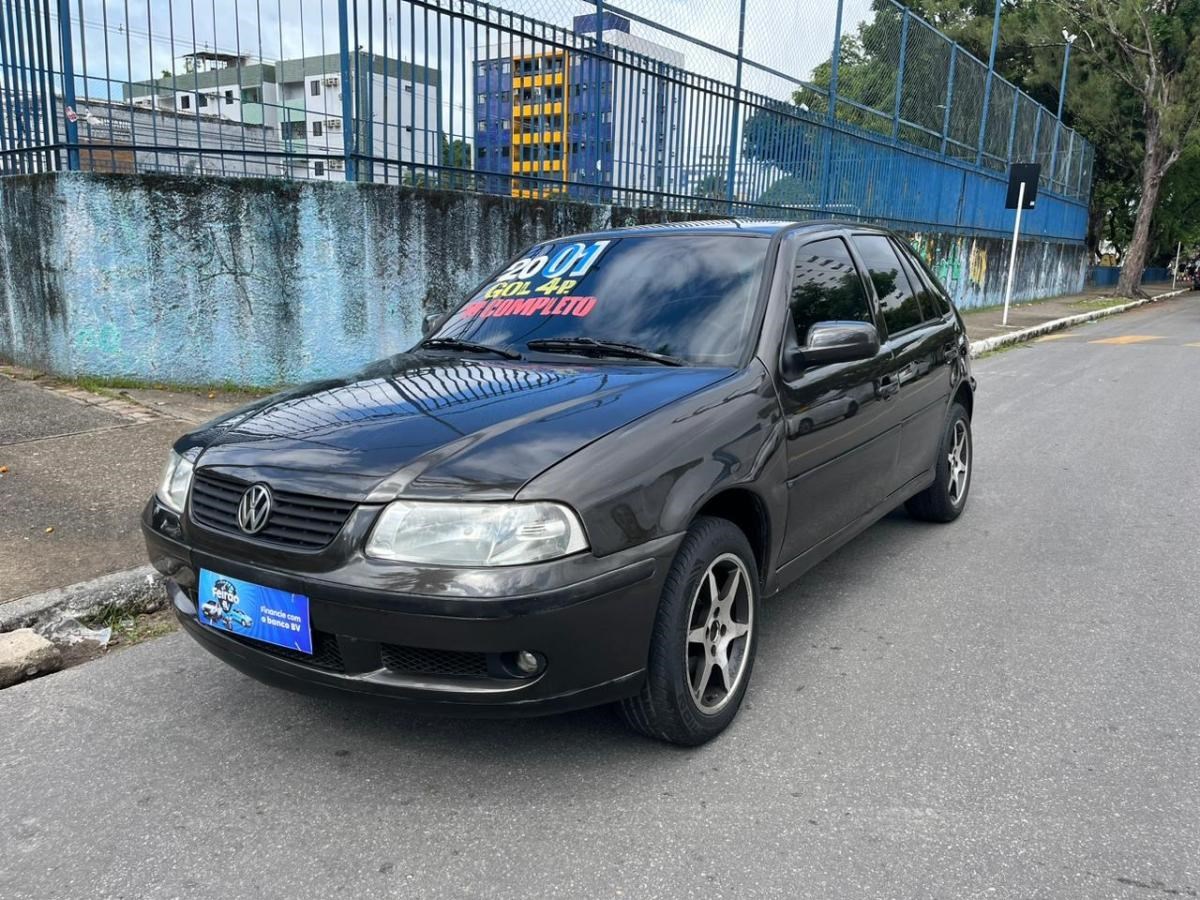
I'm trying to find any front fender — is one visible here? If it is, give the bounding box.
[520,363,787,565]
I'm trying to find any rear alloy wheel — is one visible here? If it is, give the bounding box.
[906,401,972,523]
[619,516,759,745]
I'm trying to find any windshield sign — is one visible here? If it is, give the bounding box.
[432,235,770,365]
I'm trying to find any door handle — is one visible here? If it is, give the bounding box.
[875,376,899,399]
[943,340,961,360]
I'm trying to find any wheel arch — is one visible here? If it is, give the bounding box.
[953,380,974,419]
[692,487,772,586]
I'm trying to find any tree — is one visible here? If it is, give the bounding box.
[692,173,727,212]
[439,137,473,191]
[1049,0,1200,295]
[742,98,820,176]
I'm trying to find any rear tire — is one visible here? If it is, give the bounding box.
[619,516,759,746]
[906,402,972,523]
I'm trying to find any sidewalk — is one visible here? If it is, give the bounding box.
[959,282,1179,341]
[0,281,1189,611]
[0,367,252,605]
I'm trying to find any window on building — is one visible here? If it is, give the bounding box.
[478,147,488,160]
[853,234,925,334]
[501,91,510,103]
[500,146,510,158]
[180,94,190,110]
[501,120,510,131]
[197,93,208,108]
[310,79,321,96]
[242,87,261,104]
[788,238,874,345]
[281,120,307,141]
[312,121,323,137]
[602,111,612,124]
[477,92,486,105]
[501,62,511,74]
[314,160,325,177]
[477,119,487,132]
[478,63,487,77]
[225,90,235,104]
[404,84,413,94]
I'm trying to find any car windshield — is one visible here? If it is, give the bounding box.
[430,234,770,366]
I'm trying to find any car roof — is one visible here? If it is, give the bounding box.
[562,218,894,242]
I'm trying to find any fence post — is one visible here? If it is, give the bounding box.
[892,9,909,141]
[940,44,956,155]
[724,0,746,214]
[595,0,605,203]
[336,0,357,182]
[975,0,1001,167]
[1005,89,1019,164]
[820,0,846,212]
[55,0,78,171]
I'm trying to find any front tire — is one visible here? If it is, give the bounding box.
[906,401,972,523]
[619,516,759,746]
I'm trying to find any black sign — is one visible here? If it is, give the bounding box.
[1005,163,1041,210]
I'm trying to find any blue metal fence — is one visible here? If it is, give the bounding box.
[0,0,1092,242]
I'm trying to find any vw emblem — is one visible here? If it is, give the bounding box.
[236,484,273,535]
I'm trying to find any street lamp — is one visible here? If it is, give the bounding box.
[1057,30,1077,121]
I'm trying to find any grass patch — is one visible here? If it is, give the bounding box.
[1067,297,1129,311]
[110,608,179,648]
[84,605,179,649]
[68,374,279,397]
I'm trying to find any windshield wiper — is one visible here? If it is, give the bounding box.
[419,337,522,360]
[526,337,685,367]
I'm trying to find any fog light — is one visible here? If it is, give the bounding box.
[515,650,542,674]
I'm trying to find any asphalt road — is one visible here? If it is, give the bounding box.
[3,296,1199,900]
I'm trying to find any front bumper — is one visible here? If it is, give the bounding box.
[144,500,681,716]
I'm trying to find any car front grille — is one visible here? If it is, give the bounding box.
[380,644,491,678]
[190,470,356,550]
[224,628,346,673]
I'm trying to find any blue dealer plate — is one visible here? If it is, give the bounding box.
[197,569,313,655]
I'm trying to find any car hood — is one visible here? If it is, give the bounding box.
[184,353,735,502]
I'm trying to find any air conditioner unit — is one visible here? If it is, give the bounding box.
[328,159,345,171]
[324,76,339,87]
[326,119,341,131]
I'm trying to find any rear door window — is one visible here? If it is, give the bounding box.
[789,238,875,344]
[853,234,925,335]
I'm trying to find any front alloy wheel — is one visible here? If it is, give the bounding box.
[619,516,759,745]
[686,553,753,714]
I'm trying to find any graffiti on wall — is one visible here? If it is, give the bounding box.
[910,234,992,306]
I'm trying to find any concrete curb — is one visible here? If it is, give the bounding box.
[0,566,166,632]
[967,289,1189,358]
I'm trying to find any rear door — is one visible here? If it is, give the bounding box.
[777,235,900,566]
[850,233,958,495]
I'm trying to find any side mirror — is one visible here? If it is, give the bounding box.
[795,321,880,369]
[422,312,442,337]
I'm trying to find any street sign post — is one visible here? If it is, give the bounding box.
[1002,164,1041,326]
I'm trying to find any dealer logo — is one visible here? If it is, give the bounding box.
[236,484,273,535]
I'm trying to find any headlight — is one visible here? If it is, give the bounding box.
[365,500,589,566]
[157,450,195,514]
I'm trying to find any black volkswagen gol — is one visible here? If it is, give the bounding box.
[144,221,975,745]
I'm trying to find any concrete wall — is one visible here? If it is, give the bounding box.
[910,230,1089,311]
[0,172,1088,386]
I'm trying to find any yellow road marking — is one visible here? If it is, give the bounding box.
[1185,342,1200,348]
[1036,333,1074,342]
[1089,335,1165,345]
